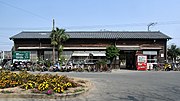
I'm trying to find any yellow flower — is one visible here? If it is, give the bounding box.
[61,87,64,92]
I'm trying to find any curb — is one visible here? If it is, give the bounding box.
[0,81,92,99]
[0,89,88,99]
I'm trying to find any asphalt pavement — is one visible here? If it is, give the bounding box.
[1,70,180,101]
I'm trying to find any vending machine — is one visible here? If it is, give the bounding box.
[136,55,147,71]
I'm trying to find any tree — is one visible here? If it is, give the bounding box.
[55,28,69,62]
[106,45,120,69]
[167,44,180,63]
[50,28,69,64]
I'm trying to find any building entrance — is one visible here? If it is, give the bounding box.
[119,51,136,70]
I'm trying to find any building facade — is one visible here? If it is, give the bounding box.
[10,31,171,70]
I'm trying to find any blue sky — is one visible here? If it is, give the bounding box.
[0,0,180,51]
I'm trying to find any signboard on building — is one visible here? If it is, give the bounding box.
[12,51,30,60]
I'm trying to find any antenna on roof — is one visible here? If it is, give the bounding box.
[147,22,157,31]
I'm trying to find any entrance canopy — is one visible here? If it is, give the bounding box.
[64,47,106,50]
[116,45,162,50]
[18,47,52,50]
[141,47,162,50]
[72,51,106,56]
[116,45,141,50]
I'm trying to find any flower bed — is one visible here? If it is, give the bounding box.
[0,71,90,97]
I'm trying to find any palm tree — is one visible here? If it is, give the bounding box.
[55,28,69,61]
[50,28,69,64]
[167,44,180,63]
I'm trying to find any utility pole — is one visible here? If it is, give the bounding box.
[0,51,2,65]
[52,19,55,64]
[53,19,55,30]
[147,22,157,31]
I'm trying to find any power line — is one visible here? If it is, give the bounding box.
[61,21,180,29]
[0,41,11,44]
[1,1,180,29]
[63,23,147,29]
[0,20,179,30]
[0,35,10,38]
[0,1,50,22]
[0,27,51,30]
[0,21,180,31]
[157,21,180,26]
[0,44,12,46]
[0,33,15,37]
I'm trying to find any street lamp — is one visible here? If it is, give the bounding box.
[147,22,157,31]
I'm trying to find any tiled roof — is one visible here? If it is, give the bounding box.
[10,31,171,40]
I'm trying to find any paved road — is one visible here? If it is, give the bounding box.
[1,71,180,101]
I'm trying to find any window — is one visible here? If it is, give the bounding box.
[71,51,106,65]
[44,51,52,61]
[143,51,157,63]
[147,55,157,63]
[30,51,37,62]
[44,51,58,61]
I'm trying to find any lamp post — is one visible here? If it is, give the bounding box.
[147,22,157,31]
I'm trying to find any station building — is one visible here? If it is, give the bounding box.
[10,31,171,70]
